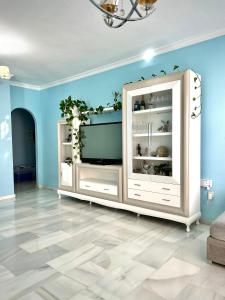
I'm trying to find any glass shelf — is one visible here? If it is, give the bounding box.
[133,156,172,161]
[133,106,172,115]
[133,132,172,137]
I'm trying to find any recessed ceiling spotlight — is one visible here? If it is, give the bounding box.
[0,34,29,55]
[143,49,155,61]
[0,66,13,80]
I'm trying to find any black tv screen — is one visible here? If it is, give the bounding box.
[80,122,122,165]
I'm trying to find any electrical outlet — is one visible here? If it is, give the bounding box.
[208,191,215,201]
[201,179,213,190]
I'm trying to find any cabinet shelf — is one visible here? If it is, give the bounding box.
[80,178,117,187]
[62,142,72,146]
[133,106,172,115]
[133,132,172,137]
[133,156,172,161]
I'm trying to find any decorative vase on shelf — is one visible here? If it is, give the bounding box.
[156,146,169,157]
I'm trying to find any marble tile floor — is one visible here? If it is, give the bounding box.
[0,187,225,300]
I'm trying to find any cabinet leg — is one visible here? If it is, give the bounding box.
[137,213,140,218]
[58,194,61,200]
[196,219,200,225]
[89,201,92,206]
[186,225,190,233]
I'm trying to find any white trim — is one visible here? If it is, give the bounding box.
[37,185,57,191]
[10,28,225,91]
[0,194,16,201]
[10,81,41,91]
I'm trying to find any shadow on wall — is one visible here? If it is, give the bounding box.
[11,108,36,184]
[0,114,11,162]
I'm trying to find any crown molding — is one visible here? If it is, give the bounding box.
[10,81,41,91]
[10,28,225,91]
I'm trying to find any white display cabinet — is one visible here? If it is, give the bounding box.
[57,70,201,231]
[123,70,201,231]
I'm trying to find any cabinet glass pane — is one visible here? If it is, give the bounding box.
[131,89,173,178]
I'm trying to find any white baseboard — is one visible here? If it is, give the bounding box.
[0,194,16,201]
[37,185,57,191]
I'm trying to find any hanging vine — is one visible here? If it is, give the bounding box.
[137,64,202,119]
[59,65,201,163]
[59,93,122,160]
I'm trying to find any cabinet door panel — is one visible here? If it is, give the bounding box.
[61,163,73,187]
[126,79,181,185]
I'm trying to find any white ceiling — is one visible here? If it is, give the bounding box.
[0,0,225,86]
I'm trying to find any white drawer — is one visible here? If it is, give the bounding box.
[128,188,181,208]
[80,179,118,196]
[128,179,180,196]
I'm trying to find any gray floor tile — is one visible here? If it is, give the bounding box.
[0,184,224,300]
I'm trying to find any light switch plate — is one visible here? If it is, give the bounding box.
[201,179,213,190]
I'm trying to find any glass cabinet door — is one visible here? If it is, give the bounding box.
[126,80,181,184]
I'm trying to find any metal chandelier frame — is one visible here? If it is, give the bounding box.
[89,0,156,28]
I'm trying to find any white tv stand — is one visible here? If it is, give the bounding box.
[58,162,200,232]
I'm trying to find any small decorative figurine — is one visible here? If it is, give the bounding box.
[137,144,142,156]
[158,120,171,132]
[147,94,154,109]
[142,161,150,174]
[64,157,72,165]
[140,97,146,110]
[144,147,149,156]
[150,151,157,157]
[134,100,140,111]
[154,163,172,176]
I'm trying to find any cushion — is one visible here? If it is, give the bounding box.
[210,212,225,242]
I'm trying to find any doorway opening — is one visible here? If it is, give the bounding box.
[11,108,36,192]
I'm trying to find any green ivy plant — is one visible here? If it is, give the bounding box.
[60,93,122,161]
[191,73,202,119]
[60,65,201,163]
[150,65,201,119]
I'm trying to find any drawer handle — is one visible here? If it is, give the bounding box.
[162,188,170,191]
[134,193,141,197]
[104,188,109,191]
[162,198,170,202]
[134,184,141,187]
[85,185,91,188]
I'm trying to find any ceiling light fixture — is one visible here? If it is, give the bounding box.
[143,49,155,61]
[0,66,13,80]
[89,0,158,28]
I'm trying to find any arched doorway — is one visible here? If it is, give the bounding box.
[11,108,36,191]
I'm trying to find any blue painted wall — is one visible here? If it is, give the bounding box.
[10,35,225,221]
[10,86,43,185]
[0,80,14,197]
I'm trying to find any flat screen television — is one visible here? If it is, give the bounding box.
[80,122,122,165]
